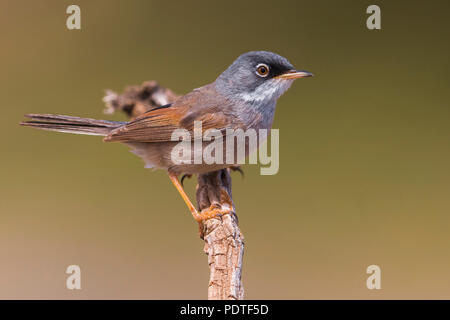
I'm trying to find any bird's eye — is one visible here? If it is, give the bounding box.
[256,64,270,77]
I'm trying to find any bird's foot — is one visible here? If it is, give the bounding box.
[195,202,233,222]
[195,203,233,239]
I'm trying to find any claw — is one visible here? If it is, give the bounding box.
[196,204,233,222]
[180,174,192,187]
[230,166,244,178]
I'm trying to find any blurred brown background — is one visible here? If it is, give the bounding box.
[1,0,449,299]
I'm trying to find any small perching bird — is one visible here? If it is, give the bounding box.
[21,51,313,222]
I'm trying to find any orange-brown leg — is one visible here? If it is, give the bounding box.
[168,173,202,221]
[168,173,232,222]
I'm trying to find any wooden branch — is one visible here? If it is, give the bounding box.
[103,81,244,300]
[197,169,244,300]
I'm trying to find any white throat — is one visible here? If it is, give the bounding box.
[237,78,294,104]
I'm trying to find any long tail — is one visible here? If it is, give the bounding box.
[20,114,126,136]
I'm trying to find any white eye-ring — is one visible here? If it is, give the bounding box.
[255,63,270,77]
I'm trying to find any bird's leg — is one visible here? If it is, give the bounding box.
[169,173,201,221]
[168,173,232,222]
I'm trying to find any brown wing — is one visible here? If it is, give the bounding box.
[104,85,238,143]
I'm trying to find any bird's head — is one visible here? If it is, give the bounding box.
[215,51,312,104]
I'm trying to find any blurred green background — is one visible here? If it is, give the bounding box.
[1,0,449,299]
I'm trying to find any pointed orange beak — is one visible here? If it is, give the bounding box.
[276,70,314,80]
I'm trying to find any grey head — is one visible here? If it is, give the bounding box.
[215,51,312,105]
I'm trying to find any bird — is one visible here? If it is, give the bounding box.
[21,51,313,222]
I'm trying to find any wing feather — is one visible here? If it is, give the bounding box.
[104,85,239,143]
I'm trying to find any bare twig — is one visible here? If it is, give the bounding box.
[103,81,244,300]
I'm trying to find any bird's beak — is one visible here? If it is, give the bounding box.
[276,70,314,80]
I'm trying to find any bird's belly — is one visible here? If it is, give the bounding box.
[125,126,271,175]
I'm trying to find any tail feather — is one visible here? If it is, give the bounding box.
[20,114,126,136]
